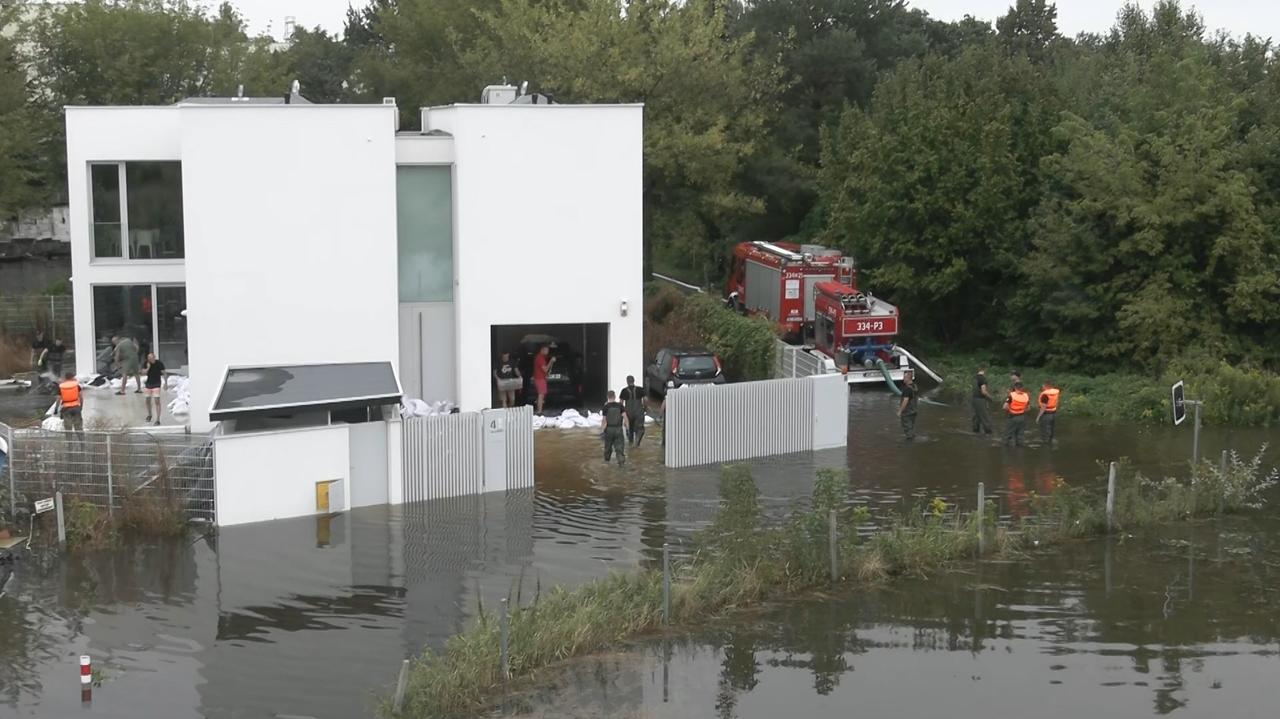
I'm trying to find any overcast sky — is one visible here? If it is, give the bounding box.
[223,0,1274,41]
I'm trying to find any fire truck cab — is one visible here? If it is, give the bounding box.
[724,241,854,340]
[812,281,902,375]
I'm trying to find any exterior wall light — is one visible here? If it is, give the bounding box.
[620,299,629,317]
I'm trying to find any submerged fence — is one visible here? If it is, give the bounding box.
[775,340,838,379]
[401,405,534,503]
[1,420,214,523]
[664,374,849,468]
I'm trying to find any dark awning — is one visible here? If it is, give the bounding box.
[210,361,401,421]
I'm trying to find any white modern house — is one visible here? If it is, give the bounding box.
[64,84,644,524]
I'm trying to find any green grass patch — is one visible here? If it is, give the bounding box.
[925,351,1280,427]
[384,449,1276,718]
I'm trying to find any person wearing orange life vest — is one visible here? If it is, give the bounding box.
[1037,381,1061,444]
[57,371,85,437]
[1001,380,1030,447]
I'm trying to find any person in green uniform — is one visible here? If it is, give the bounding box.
[620,376,646,446]
[897,369,918,441]
[971,365,994,435]
[602,390,627,465]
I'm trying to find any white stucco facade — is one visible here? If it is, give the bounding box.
[423,104,644,411]
[63,90,644,525]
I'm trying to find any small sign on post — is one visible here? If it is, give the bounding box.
[1171,381,1186,426]
[33,497,55,515]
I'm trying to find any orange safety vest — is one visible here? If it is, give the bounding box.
[58,379,81,409]
[1007,390,1029,415]
[1041,387,1060,412]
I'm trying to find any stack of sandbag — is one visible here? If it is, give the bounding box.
[166,375,191,417]
[400,399,456,418]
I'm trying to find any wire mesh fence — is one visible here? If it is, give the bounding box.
[0,294,75,341]
[1,421,213,523]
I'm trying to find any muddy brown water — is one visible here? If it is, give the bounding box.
[0,391,1274,718]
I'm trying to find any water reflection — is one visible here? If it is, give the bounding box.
[0,394,1274,718]
[510,514,1280,719]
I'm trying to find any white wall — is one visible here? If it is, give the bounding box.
[65,107,186,375]
[424,104,645,411]
[213,425,351,526]
[179,105,400,430]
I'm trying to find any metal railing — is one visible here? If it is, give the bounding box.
[775,339,837,379]
[0,294,75,341]
[1,420,214,522]
[663,374,848,468]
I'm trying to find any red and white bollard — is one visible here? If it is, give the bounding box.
[80,654,92,702]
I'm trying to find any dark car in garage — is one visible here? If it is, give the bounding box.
[517,334,583,409]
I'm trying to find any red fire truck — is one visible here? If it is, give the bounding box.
[725,241,931,385]
[724,241,854,340]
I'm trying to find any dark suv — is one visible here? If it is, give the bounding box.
[646,347,726,398]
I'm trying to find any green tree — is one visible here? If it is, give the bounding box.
[0,5,47,216]
[454,0,783,281]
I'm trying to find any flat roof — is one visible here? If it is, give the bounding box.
[210,361,401,420]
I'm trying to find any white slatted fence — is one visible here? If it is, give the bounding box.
[401,406,532,502]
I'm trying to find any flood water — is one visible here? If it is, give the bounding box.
[0,391,1275,718]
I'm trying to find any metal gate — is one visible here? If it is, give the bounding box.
[401,405,533,503]
[663,374,847,468]
[775,340,838,379]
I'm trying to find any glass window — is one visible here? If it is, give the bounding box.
[90,164,122,258]
[126,162,184,259]
[156,285,188,371]
[92,285,154,373]
[396,166,453,302]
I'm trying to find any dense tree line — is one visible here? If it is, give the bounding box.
[1,0,1276,371]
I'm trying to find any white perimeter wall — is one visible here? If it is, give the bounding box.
[65,107,186,373]
[425,104,644,411]
[179,105,400,429]
[213,425,350,526]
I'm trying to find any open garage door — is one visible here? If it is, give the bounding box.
[490,323,609,412]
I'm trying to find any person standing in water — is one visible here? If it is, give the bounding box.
[601,390,627,466]
[620,375,646,446]
[143,352,166,425]
[1002,381,1030,447]
[1037,380,1061,445]
[971,365,994,435]
[897,369,919,441]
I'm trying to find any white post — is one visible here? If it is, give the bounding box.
[828,509,838,582]
[49,296,56,338]
[105,435,114,517]
[55,490,66,546]
[976,482,986,554]
[1106,461,1118,532]
[1192,401,1202,464]
[6,424,15,520]
[392,659,410,712]
[499,597,510,680]
[662,543,671,623]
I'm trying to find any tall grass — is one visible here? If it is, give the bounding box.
[383,449,1276,718]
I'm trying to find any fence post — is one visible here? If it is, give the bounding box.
[1106,461,1118,532]
[1192,401,1202,465]
[499,597,510,680]
[828,509,838,582]
[105,435,114,518]
[6,424,15,521]
[662,542,671,623]
[49,295,56,338]
[392,659,410,713]
[976,482,986,554]
[55,490,66,546]
[1219,449,1228,476]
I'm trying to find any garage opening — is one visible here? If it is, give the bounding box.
[490,323,609,412]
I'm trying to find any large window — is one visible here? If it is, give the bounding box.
[89,161,184,260]
[92,284,188,373]
[396,166,453,302]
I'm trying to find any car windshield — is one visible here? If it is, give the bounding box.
[678,355,717,373]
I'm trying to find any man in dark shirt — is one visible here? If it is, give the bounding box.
[897,369,918,441]
[602,390,627,466]
[493,351,521,408]
[30,331,50,369]
[619,375,646,446]
[971,365,994,435]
